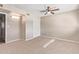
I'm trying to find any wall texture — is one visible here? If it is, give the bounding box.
[41,10,79,38]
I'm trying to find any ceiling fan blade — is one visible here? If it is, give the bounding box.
[51,11,54,14]
[47,6,50,9]
[44,12,48,15]
[51,8,59,11]
[40,10,46,12]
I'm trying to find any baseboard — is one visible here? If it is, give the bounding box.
[5,39,20,43]
[26,37,37,41]
[43,35,79,44]
[26,35,40,41]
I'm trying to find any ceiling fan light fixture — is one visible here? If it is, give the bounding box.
[41,5,59,15]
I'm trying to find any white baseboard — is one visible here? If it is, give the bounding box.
[26,37,35,41]
[5,39,20,43]
[43,35,79,45]
[26,35,40,41]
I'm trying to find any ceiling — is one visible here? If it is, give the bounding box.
[8,4,79,15]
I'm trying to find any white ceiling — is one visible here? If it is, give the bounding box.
[9,4,78,10]
[8,4,79,15]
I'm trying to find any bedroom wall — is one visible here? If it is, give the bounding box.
[0,4,41,43]
[6,14,21,43]
[41,10,79,38]
[2,4,27,43]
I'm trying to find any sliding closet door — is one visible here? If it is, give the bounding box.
[0,14,5,43]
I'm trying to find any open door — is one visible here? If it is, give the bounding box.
[0,13,5,43]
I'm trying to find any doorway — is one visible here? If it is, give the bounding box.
[0,13,5,43]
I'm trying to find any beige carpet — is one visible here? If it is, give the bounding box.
[0,36,79,54]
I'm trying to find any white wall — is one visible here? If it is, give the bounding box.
[26,11,40,40]
[41,10,79,38]
[3,5,41,42]
[6,14,21,43]
[26,15,33,39]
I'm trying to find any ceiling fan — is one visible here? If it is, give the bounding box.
[40,6,59,15]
